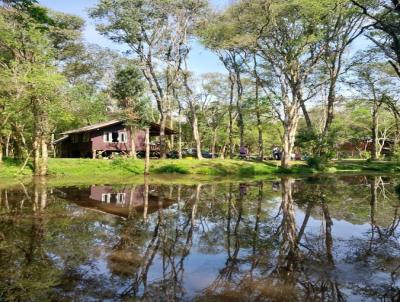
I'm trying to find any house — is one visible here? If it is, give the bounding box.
[54,119,175,158]
[338,138,394,158]
[56,185,175,218]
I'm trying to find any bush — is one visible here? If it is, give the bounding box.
[306,155,329,171]
[153,164,189,174]
[395,183,400,200]
[359,150,371,160]
[391,145,400,162]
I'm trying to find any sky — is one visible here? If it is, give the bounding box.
[38,0,231,75]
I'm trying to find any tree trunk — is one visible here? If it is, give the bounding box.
[0,141,3,163]
[281,108,300,169]
[371,100,379,160]
[211,128,217,159]
[40,136,48,176]
[5,132,10,157]
[169,116,174,150]
[192,112,203,160]
[228,75,235,159]
[178,106,183,159]
[323,81,336,136]
[220,144,226,159]
[32,98,49,176]
[236,77,244,148]
[33,136,40,175]
[51,133,56,158]
[255,79,263,160]
[279,177,298,272]
[129,126,137,159]
[144,127,150,175]
[322,203,334,265]
[159,114,167,159]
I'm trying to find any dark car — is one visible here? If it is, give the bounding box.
[167,150,179,159]
[201,151,213,158]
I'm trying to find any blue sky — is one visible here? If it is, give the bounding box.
[38,0,229,75]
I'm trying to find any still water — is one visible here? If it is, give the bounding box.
[0,175,399,301]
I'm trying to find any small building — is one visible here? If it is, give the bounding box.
[56,185,175,218]
[338,138,394,158]
[54,119,175,158]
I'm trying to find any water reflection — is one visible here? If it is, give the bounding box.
[0,176,399,301]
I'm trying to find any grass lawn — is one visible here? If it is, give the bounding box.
[46,157,282,177]
[1,157,399,184]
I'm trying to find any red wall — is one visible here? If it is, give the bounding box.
[91,124,131,151]
[90,124,148,152]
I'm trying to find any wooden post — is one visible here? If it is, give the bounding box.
[92,150,96,159]
[143,175,149,222]
[144,127,150,175]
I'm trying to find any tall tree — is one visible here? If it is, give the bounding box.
[198,13,248,158]
[351,58,399,159]
[231,0,337,168]
[320,1,364,138]
[0,3,65,174]
[111,64,148,159]
[352,0,400,78]
[90,0,208,159]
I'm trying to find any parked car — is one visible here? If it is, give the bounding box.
[183,148,197,157]
[201,151,213,158]
[167,150,179,159]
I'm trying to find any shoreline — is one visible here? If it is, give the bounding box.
[1,158,399,186]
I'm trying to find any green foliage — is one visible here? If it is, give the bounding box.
[359,150,371,160]
[306,155,330,171]
[391,145,400,162]
[111,157,143,173]
[111,63,151,127]
[395,183,400,200]
[152,164,189,174]
[112,65,144,101]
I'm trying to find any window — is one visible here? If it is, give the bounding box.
[71,134,80,143]
[103,131,127,143]
[101,193,111,203]
[101,193,126,204]
[116,193,126,204]
[119,132,127,143]
[82,133,90,142]
[103,132,115,142]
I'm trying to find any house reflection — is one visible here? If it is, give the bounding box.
[59,185,175,218]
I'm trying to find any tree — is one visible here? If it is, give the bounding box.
[0,4,65,174]
[197,12,248,158]
[351,57,399,159]
[90,0,208,159]
[111,64,148,159]
[200,73,229,158]
[230,0,338,168]
[319,1,364,138]
[352,0,400,78]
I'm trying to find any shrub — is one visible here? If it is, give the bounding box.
[396,183,400,200]
[306,155,329,171]
[153,164,189,174]
[391,145,400,162]
[359,150,371,160]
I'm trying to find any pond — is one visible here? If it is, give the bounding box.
[0,175,399,301]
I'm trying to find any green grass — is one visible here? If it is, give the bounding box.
[330,159,400,173]
[0,158,32,178]
[1,157,399,185]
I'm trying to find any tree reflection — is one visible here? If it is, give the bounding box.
[0,176,400,301]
